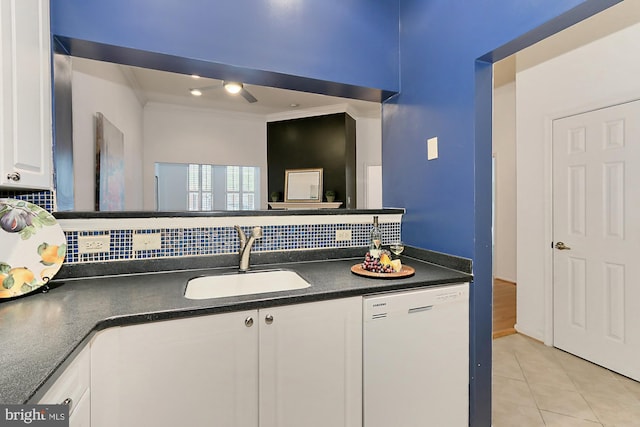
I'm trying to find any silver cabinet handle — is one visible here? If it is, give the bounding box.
[6,172,20,182]
[245,317,254,327]
[555,241,571,250]
[265,314,274,325]
[61,397,73,410]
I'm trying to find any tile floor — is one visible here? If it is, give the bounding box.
[493,334,640,426]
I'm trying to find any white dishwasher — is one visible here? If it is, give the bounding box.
[363,283,469,427]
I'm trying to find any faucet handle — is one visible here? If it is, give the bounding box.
[251,226,263,239]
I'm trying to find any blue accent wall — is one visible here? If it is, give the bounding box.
[385,0,621,425]
[50,0,400,100]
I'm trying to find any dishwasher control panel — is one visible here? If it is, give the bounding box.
[363,283,469,321]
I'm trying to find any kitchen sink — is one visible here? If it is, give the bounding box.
[184,269,310,300]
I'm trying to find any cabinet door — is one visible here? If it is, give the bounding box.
[259,297,362,427]
[68,389,90,427]
[0,0,52,189]
[39,345,90,418]
[91,311,259,427]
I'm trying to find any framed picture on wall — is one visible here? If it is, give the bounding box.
[95,112,125,211]
[284,168,323,202]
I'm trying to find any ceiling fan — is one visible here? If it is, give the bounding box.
[189,81,257,103]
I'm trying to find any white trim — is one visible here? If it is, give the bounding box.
[266,103,351,122]
[58,213,403,232]
[544,114,554,346]
[144,101,265,120]
[265,103,380,122]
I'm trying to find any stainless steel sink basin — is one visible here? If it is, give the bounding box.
[184,269,310,300]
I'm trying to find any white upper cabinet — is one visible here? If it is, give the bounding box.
[0,0,53,190]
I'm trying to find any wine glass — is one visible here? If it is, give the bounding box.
[389,241,404,258]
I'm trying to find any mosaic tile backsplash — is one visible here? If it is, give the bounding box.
[64,222,401,264]
[0,191,401,265]
[0,190,55,212]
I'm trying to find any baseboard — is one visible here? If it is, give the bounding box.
[492,328,516,339]
[493,277,516,286]
[514,324,544,343]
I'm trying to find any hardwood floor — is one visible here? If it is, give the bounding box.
[493,278,516,339]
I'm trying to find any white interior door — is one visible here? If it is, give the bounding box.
[553,100,640,381]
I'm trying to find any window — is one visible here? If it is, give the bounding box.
[188,164,214,211]
[155,162,260,211]
[226,166,257,210]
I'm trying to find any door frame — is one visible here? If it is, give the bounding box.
[542,93,640,346]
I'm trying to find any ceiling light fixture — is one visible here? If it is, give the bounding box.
[191,74,200,79]
[187,82,258,103]
[223,81,243,94]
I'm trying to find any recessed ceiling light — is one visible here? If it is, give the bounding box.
[190,88,203,96]
[223,81,243,94]
[191,74,200,79]
[290,103,299,108]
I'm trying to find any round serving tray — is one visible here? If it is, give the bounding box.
[350,263,415,279]
[0,199,67,299]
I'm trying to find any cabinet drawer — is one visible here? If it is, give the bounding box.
[39,346,90,415]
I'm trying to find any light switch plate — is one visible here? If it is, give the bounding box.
[427,137,438,160]
[78,235,111,254]
[133,232,162,251]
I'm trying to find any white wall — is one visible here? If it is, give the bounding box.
[516,23,640,341]
[143,103,268,210]
[492,81,517,283]
[356,116,383,208]
[71,58,144,210]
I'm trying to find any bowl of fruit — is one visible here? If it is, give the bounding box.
[351,250,415,279]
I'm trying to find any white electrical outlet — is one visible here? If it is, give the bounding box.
[133,232,162,251]
[336,229,352,241]
[77,235,111,254]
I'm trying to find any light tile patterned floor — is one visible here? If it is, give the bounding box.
[493,334,640,426]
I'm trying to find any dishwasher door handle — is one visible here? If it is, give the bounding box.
[408,305,433,314]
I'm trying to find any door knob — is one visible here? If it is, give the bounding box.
[245,317,254,327]
[6,172,20,182]
[555,241,571,250]
[265,314,274,325]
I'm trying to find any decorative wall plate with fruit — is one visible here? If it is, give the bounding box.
[0,199,67,299]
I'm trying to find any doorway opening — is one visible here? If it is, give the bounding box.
[490,1,640,423]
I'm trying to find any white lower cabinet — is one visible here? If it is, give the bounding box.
[259,297,362,427]
[91,297,362,427]
[39,345,91,427]
[69,390,91,427]
[91,310,258,427]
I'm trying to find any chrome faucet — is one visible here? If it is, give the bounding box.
[234,225,263,272]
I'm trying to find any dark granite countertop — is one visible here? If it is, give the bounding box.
[0,251,471,405]
[53,208,405,219]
